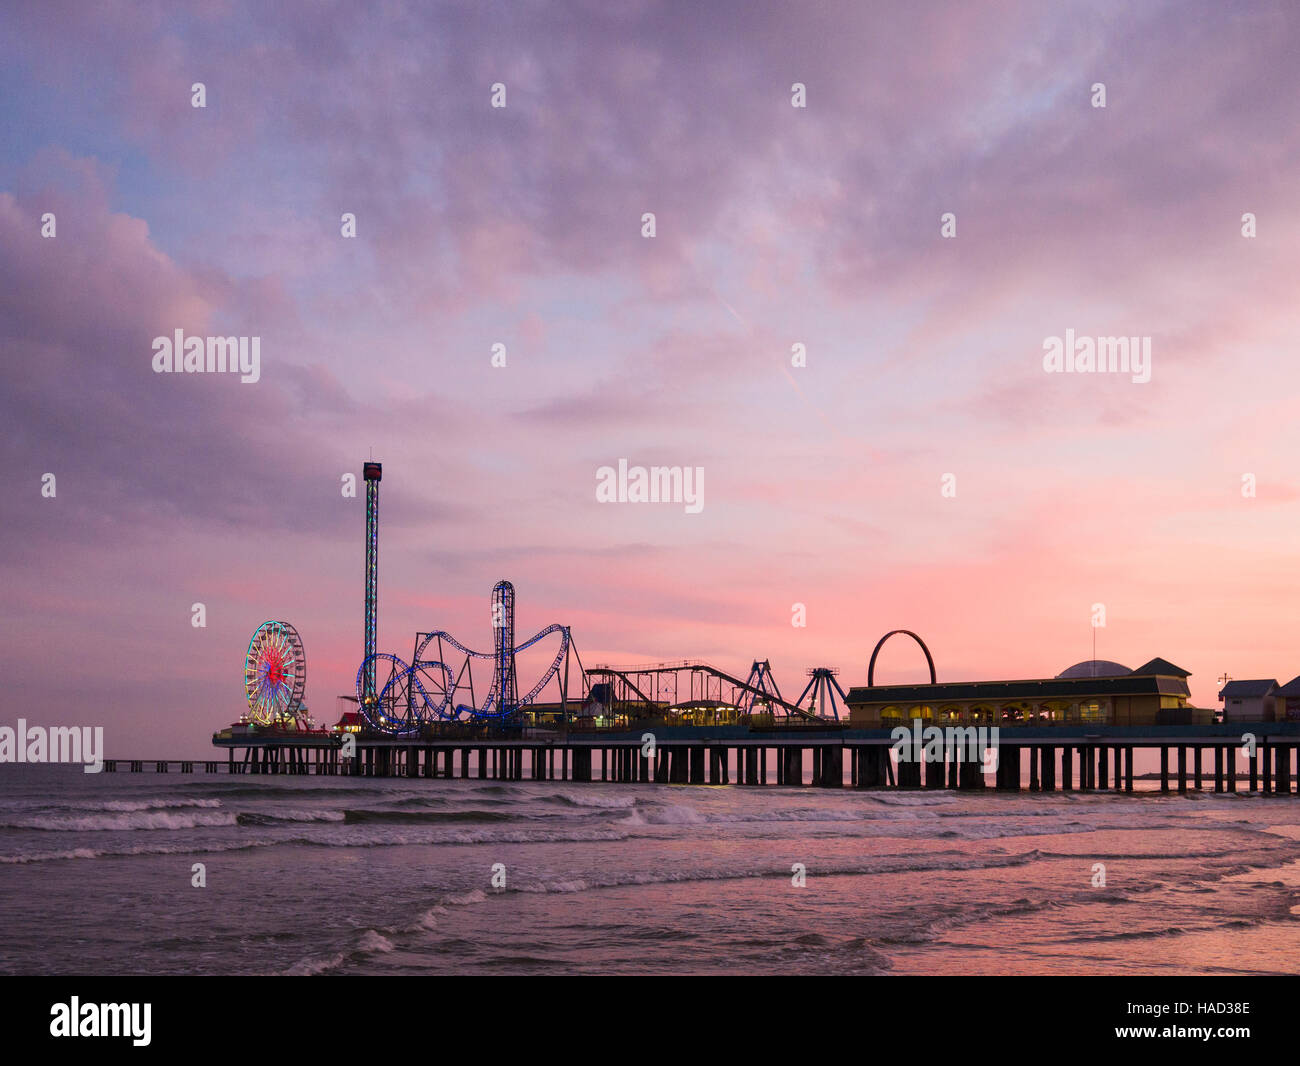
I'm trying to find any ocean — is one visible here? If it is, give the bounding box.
[2,763,1298,976]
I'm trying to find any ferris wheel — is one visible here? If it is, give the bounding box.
[244,620,307,725]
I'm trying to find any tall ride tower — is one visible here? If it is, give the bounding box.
[362,461,382,706]
[492,580,518,718]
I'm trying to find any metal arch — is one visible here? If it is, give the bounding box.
[866,630,936,687]
[355,653,423,734]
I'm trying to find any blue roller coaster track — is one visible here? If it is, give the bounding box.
[355,587,572,734]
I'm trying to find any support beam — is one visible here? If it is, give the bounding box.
[924,745,946,789]
[896,746,921,788]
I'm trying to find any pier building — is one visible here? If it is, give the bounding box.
[846,658,1200,728]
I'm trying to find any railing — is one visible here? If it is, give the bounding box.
[590,659,707,673]
[748,720,845,733]
[873,711,1220,728]
[879,716,1106,728]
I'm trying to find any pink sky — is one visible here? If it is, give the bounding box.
[2,2,1300,755]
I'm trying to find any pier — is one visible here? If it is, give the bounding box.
[216,459,1300,801]
[96,722,1283,793]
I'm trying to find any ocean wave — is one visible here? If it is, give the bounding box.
[1033,845,1287,861]
[863,793,959,807]
[235,809,347,826]
[625,804,704,825]
[1061,916,1264,944]
[516,879,591,894]
[613,806,1124,842]
[503,849,1044,896]
[340,809,519,825]
[415,889,491,930]
[68,797,223,813]
[283,951,348,976]
[543,791,640,809]
[175,784,405,801]
[283,926,396,976]
[875,896,1054,945]
[0,837,284,864]
[0,795,225,815]
[0,825,633,863]
[1,809,239,832]
[625,804,934,827]
[332,826,633,848]
[357,929,394,953]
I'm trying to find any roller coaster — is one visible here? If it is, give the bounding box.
[356,580,585,734]
[586,660,829,723]
[346,460,929,734]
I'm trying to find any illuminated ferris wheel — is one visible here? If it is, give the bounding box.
[244,620,307,725]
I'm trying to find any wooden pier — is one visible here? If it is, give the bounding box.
[96,723,1300,794]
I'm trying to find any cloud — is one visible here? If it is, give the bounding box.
[3,2,1300,747]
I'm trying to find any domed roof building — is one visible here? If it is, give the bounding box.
[846,653,1199,727]
[1056,660,1131,679]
